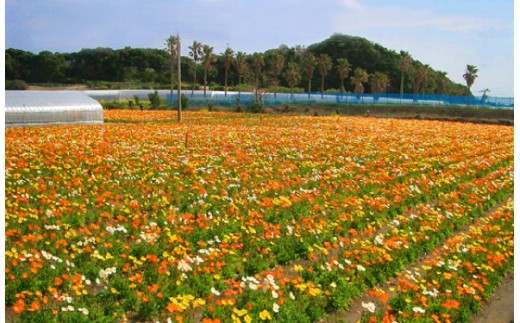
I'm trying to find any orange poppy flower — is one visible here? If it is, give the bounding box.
[27,301,41,312]
[54,277,63,286]
[12,299,25,314]
[442,299,460,310]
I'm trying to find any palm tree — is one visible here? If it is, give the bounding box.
[285,62,301,99]
[317,54,332,98]
[463,64,478,106]
[410,65,423,95]
[350,68,369,94]
[435,71,448,95]
[398,51,412,97]
[268,51,285,99]
[463,64,478,94]
[202,44,214,98]
[336,58,351,93]
[165,35,179,105]
[251,53,264,101]
[302,52,316,98]
[235,51,248,102]
[369,71,390,94]
[189,41,203,97]
[223,47,235,97]
[420,64,431,94]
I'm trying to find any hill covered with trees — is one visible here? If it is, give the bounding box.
[5,33,469,95]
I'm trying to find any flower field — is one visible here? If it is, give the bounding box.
[5,111,514,322]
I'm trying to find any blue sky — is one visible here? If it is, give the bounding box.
[4,0,515,96]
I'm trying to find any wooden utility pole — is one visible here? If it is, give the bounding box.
[177,33,182,122]
[168,36,175,111]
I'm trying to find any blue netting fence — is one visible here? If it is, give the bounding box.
[166,91,513,109]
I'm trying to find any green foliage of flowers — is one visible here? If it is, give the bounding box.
[5,111,513,322]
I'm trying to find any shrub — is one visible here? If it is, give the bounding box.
[86,80,114,90]
[231,84,256,92]
[180,94,189,110]
[148,91,161,109]
[100,100,125,110]
[235,96,242,111]
[247,94,264,113]
[209,85,225,91]
[267,86,305,94]
[325,88,340,93]
[6,80,28,90]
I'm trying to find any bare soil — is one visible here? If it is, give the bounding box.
[210,103,514,126]
[472,270,514,323]
[275,104,514,126]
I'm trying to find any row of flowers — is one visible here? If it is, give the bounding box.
[360,198,514,323]
[196,161,513,322]
[5,111,513,322]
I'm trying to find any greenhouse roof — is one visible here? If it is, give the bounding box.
[6,91,104,127]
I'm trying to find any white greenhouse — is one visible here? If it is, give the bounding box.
[5,91,104,127]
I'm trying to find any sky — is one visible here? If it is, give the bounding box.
[4,0,516,97]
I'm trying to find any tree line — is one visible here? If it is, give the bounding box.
[6,33,471,96]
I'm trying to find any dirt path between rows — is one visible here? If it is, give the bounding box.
[324,272,515,323]
[471,270,514,323]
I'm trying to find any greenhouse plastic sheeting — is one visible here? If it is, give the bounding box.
[5,91,104,127]
[84,89,177,101]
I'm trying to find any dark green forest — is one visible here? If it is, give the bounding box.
[5,33,469,95]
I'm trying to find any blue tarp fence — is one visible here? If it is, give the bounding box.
[167,91,513,109]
